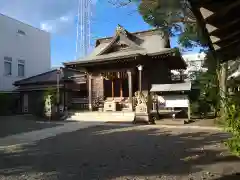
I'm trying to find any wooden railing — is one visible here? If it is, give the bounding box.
[70,98,89,110]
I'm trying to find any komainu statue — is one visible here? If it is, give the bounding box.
[134,91,149,115]
[134,91,148,105]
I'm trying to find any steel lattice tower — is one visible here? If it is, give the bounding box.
[76,0,93,59]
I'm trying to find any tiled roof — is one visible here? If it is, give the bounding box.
[64,26,175,66]
[14,68,86,86]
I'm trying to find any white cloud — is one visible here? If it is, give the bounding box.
[40,22,55,32]
[40,13,75,33]
[0,0,80,34]
[0,0,98,35]
[60,16,70,22]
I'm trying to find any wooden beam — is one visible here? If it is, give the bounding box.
[214,1,240,18]
[210,36,220,43]
[199,7,214,19]
[214,31,240,45]
[206,23,218,34]
[202,1,240,22]
[210,17,240,35]
[190,0,240,63]
[215,39,240,52]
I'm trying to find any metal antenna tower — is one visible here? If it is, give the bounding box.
[76,0,93,59]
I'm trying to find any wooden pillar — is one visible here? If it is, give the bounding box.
[88,74,92,111]
[127,70,133,111]
[127,70,133,101]
[120,79,123,98]
[188,98,191,122]
[63,83,66,110]
[111,80,114,99]
[137,65,143,92]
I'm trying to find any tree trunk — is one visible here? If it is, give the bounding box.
[219,61,228,117]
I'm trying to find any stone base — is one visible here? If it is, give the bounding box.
[134,103,150,124]
[134,113,150,124]
[104,101,116,112]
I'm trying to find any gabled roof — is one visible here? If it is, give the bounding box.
[64,25,177,66]
[14,68,86,86]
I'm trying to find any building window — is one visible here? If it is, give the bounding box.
[4,57,12,76]
[18,60,25,77]
[17,30,26,36]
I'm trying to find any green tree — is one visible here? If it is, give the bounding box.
[110,0,207,49]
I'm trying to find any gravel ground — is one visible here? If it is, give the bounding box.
[0,115,60,138]
[0,125,240,180]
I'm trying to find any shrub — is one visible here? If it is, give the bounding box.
[224,95,240,156]
[0,93,17,116]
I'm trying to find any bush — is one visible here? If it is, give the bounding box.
[0,93,17,116]
[190,100,211,118]
[224,95,240,156]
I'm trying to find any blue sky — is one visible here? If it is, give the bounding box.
[0,0,200,67]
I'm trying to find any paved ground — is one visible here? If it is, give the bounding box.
[0,115,61,138]
[0,125,239,180]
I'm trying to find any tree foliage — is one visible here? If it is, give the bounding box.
[110,0,207,49]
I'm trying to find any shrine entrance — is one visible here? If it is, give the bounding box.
[94,70,137,112]
[102,71,130,99]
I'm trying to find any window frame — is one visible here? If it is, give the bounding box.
[17,30,26,36]
[4,56,12,76]
[18,59,25,77]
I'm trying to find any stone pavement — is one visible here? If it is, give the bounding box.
[0,125,239,180]
[0,121,103,148]
[0,115,60,138]
[0,117,223,149]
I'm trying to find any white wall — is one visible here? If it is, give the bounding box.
[158,95,189,108]
[0,14,51,91]
[182,52,206,73]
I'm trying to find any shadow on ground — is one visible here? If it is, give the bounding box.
[0,115,60,138]
[213,173,240,180]
[0,125,239,179]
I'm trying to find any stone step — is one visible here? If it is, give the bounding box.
[68,116,134,122]
[67,111,135,122]
[71,112,134,117]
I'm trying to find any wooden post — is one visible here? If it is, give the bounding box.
[127,70,133,111]
[112,80,114,99]
[120,79,123,98]
[188,98,191,122]
[137,65,143,93]
[127,70,133,101]
[63,83,66,110]
[88,74,92,111]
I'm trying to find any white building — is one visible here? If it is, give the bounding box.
[171,52,207,80]
[0,14,51,92]
[182,52,206,73]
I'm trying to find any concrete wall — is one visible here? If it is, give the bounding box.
[0,14,51,91]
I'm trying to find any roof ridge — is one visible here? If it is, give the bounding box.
[96,28,160,42]
[96,25,143,56]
